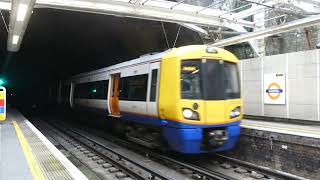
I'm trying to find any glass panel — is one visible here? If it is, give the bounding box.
[74,80,109,99]
[180,59,240,100]
[203,60,225,100]
[181,60,202,99]
[150,69,158,102]
[223,62,240,99]
[61,84,71,100]
[119,74,148,101]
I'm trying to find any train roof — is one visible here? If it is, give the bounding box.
[67,45,238,81]
[68,50,169,80]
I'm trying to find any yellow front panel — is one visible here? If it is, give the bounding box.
[158,45,242,125]
[204,99,243,125]
[163,45,238,63]
[204,100,226,124]
[177,100,205,124]
[158,57,180,121]
[0,92,4,99]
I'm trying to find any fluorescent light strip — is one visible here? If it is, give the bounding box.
[12,35,19,44]
[16,4,28,21]
[0,2,11,10]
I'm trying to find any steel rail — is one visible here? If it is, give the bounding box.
[215,154,307,180]
[72,128,233,180]
[68,124,237,180]
[49,120,235,180]
[42,120,172,180]
[77,121,303,180]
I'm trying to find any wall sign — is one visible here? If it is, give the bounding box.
[264,73,286,105]
[0,87,6,121]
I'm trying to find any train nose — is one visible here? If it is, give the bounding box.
[207,129,229,147]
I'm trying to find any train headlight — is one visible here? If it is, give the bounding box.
[182,108,199,120]
[230,107,241,119]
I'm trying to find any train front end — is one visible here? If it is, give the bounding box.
[159,45,242,154]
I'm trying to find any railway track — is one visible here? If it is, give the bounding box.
[32,118,306,180]
[33,119,237,180]
[213,154,306,180]
[78,123,303,180]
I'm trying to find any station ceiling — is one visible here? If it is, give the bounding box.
[0,8,202,105]
[2,0,320,57]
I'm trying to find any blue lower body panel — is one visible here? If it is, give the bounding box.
[162,124,240,154]
[120,112,240,154]
[162,127,202,153]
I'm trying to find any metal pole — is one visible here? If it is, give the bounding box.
[161,21,170,49]
[254,14,286,25]
[219,3,252,17]
[196,0,225,14]
[212,14,320,47]
[141,0,149,5]
[239,0,274,9]
[170,0,187,9]
[0,10,8,32]
[173,25,181,48]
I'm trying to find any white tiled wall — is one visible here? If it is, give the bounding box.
[240,49,320,121]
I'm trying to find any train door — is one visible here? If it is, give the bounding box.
[109,73,120,116]
[147,62,160,116]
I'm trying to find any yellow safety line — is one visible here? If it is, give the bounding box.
[241,123,320,135]
[13,121,46,180]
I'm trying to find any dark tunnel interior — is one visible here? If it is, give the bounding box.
[0,8,203,109]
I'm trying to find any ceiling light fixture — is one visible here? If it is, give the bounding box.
[12,35,19,44]
[16,4,28,21]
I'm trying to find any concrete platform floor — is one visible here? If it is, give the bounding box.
[0,108,88,180]
[241,119,320,139]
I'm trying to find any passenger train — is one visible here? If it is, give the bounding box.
[58,45,243,154]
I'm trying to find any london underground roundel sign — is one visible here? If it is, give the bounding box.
[264,73,286,104]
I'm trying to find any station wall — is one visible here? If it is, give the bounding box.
[240,49,320,121]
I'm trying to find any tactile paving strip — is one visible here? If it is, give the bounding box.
[17,120,73,180]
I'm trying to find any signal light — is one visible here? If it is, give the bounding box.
[0,79,5,86]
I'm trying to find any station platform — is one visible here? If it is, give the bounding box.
[225,118,320,179]
[0,108,88,180]
[241,119,320,139]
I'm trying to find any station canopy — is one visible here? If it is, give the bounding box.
[1,0,320,55]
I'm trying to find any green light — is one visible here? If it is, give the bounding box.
[0,79,5,86]
[92,89,97,93]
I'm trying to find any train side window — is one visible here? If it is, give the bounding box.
[74,84,80,98]
[83,83,90,99]
[119,74,148,101]
[103,80,109,99]
[74,80,108,99]
[61,84,71,100]
[119,78,127,100]
[150,69,158,102]
[89,80,109,99]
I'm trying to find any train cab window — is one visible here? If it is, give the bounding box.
[181,61,202,99]
[119,74,148,101]
[204,61,240,100]
[150,69,158,102]
[222,62,240,99]
[180,59,240,100]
